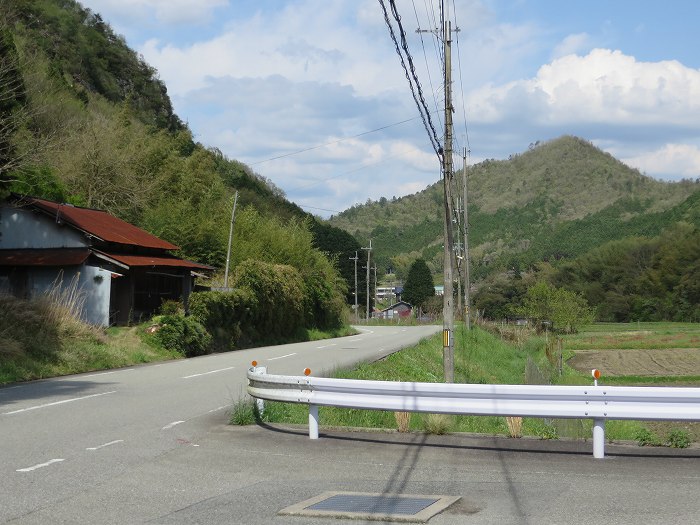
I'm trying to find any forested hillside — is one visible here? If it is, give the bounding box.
[330,136,700,322]
[0,0,371,320]
[331,136,698,278]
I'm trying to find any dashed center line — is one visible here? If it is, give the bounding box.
[162,421,185,430]
[268,353,297,360]
[17,459,64,473]
[86,440,124,451]
[2,391,117,415]
[182,366,235,379]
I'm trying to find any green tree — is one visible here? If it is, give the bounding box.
[519,282,594,333]
[402,259,434,308]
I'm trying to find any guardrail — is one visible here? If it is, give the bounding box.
[247,365,700,458]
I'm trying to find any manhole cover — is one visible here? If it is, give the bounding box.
[279,491,461,522]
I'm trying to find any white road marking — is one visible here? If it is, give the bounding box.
[79,369,133,378]
[162,421,185,430]
[268,353,297,360]
[16,459,64,472]
[182,366,235,379]
[207,406,228,414]
[2,391,117,415]
[86,440,124,451]
[315,343,337,349]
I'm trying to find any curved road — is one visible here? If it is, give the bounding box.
[0,325,440,523]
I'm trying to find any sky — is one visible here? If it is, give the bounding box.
[78,0,700,218]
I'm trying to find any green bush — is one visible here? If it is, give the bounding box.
[232,259,306,343]
[635,427,661,447]
[155,314,211,357]
[189,289,256,350]
[666,429,691,449]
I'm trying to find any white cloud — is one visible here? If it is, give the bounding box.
[469,49,700,127]
[622,144,700,180]
[552,33,591,59]
[84,0,228,25]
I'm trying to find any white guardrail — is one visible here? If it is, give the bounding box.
[247,365,700,458]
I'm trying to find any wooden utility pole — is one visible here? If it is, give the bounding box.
[362,239,372,321]
[350,251,359,323]
[442,18,455,382]
[223,191,238,289]
[462,148,471,330]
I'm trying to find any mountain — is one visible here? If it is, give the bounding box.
[328,136,700,282]
[0,0,369,308]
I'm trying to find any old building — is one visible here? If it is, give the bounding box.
[0,194,213,326]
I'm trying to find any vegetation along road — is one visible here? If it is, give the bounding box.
[0,325,440,523]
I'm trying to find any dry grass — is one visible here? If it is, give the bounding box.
[394,411,411,432]
[422,413,452,435]
[506,417,523,438]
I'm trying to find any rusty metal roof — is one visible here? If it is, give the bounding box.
[97,251,214,270]
[0,248,91,266]
[24,197,178,250]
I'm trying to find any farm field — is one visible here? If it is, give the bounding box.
[564,322,700,443]
[565,322,700,379]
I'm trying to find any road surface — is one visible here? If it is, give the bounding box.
[0,325,440,523]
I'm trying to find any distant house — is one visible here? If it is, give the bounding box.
[0,194,213,326]
[375,301,413,320]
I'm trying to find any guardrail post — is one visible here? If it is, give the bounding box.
[593,418,605,459]
[309,404,319,439]
[252,366,266,416]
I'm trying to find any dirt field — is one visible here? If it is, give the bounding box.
[568,348,700,377]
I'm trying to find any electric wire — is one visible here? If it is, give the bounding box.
[378,0,442,159]
[249,114,424,166]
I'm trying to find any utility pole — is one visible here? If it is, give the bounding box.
[349,251,359,323]
[362,239,372,321]
[462,148,471,330]
[223,190,238,289]
[441,17,455,383]
[372,265,378,307]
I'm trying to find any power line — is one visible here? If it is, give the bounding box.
[378,0,442,159]
[452,0,471,156]
[249,115,424,166]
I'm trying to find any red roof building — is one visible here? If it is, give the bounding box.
[0,194,214,326]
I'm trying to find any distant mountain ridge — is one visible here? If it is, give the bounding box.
[328,136,699,281]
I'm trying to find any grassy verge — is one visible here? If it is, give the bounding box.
[0,293,358,385]
[234,322,697,447]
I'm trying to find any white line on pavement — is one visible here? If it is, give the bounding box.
[315,343,337,349]
[16,459,65,472]
[268,353,298,360]
[2,391,117,415]
[79,369,133,378]
[86,440,124,451]
[182,366,235,379]
[162,421,185,430]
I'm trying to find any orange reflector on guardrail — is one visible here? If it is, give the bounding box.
[252,360,258,367]
[304,368,312,376]
[592,369,601,380]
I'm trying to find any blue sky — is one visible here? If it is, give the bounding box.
[79,0,700,217]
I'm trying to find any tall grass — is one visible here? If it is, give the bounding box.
[236,324,652,442]
[0,290,180,385]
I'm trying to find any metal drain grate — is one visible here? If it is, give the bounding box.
[308,494,438,515]
[279,491,461,522]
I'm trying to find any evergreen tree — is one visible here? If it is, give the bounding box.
[402,259,434,308]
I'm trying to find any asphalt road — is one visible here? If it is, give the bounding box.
[0,325,440,523]
[2,323,699,524]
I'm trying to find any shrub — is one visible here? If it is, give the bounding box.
[635,427,661,447]
[155,314,211,357]
[159,299,183,315]
[421,413,452,435]
[666,429,691,449]
[189,289,256,350]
